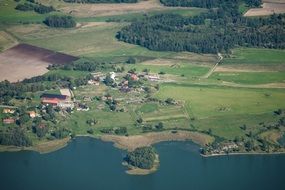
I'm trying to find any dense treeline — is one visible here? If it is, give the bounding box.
[117,1,285,53]
[44,15,76,28]
[0,128,32,147]
[15,2,55,14]
[160,0,261,8]
[0,73,92,104]
[63,0,137,3]
[124,146,156,169]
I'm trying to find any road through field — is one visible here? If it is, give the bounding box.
[201,53,223,79]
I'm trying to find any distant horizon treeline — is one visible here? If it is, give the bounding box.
[63,0,138,3]
[117,0,285,54]
[160,0,262,8]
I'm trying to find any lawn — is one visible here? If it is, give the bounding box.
[223,48,285,65]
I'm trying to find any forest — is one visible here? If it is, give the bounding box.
[160,0,262,8]
[63,0,137,3]
[44,15,76,28]
[117,0,284,53]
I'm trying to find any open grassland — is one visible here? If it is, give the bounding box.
[0,31,17,51]
[6,23,219,64]
[157,84,285,118]
[7,23,172,59]
[223,48,285,65]
[156,84,285,138]
[0,0,59,24]
[210,71,285,85]
[124,59,211,79]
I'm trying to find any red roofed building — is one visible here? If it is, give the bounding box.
[3,118,15,124]
[41,93,68,106]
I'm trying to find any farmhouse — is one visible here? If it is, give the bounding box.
[3,118,15,124]
[27,111,36,118]
[3,108,15,114]
[41,93,73,108]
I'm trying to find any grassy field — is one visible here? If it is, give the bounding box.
[156,83,285,138]
[0,0,60,24]
[210,71,285,84]
[223,48,285,65]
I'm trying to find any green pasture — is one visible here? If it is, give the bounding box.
[223,48,285,65]
[156,84,285,119]
[211,71,285,84]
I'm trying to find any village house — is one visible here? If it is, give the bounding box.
[130,73,139,81]
[3,118,15,124]
[110,72,116,80]
[41,93,74,109]
[27,111,36,118]
[148,75,160,81]
[3,108,15,114]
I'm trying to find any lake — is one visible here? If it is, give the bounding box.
[0,137,284,190]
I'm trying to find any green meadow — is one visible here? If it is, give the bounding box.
[223,48,285,65]
[210,71,285,84]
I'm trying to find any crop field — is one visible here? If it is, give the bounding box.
[0,44,78,82]
[37,0,205,17]
[244,2,285,16]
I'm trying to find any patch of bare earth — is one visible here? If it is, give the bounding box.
[0,44,78,82]
[76,22,115,29]
[244,2,285,16]
[57,0,194,17]
[101,130,214,151]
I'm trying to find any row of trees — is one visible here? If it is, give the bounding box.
[44,15,76,28]
[117,2,285,53]
[15,2,55,14]
[63,0,137,3]
[0,72,92,104]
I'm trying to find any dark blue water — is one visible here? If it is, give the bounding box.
[0,137,284,190]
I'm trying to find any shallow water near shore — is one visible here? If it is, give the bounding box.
[0,137,285,190]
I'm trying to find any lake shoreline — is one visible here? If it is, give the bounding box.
[0,132,285,158]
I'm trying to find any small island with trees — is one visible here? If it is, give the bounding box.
[123,146,159,175]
